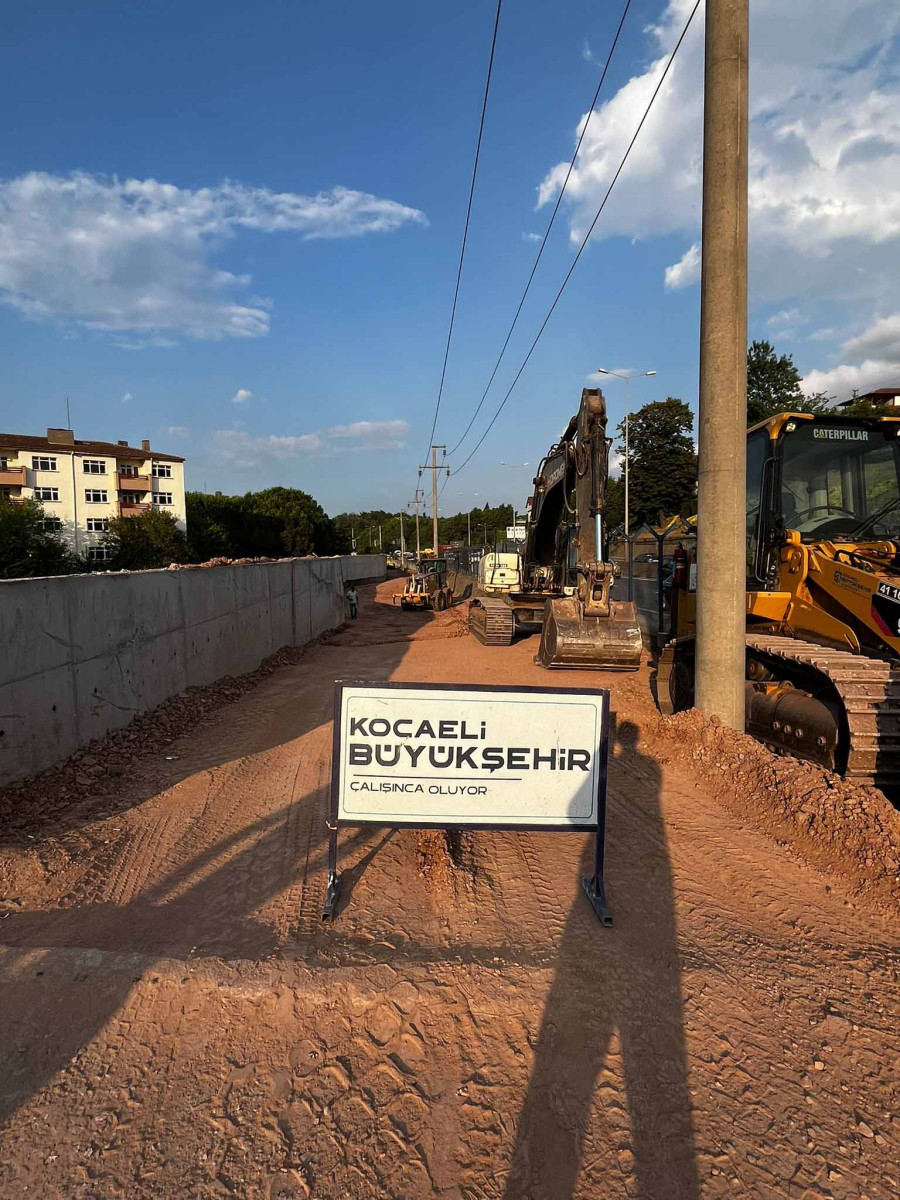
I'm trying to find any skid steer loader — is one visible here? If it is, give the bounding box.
[659,410,900,787]
[468,388,642,669]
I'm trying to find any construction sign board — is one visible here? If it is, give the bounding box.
[322,681,612,924]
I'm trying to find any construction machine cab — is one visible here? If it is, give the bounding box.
[747,413,900,588]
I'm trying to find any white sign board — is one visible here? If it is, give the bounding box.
[332,682,608,828]
[506,525,526,541]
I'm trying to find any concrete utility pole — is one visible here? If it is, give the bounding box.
[418,446,446,555]
[409,490,423,558]
[695,0,749,729]
[399,511,406,558]
[378,524,383,552]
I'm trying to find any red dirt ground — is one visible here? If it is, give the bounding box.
[0,578,897,1198]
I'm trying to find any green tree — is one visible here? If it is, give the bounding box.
[604,476,625,530]
[0,496,75,578]
[835,390,886,419]
[747,339,829,426]
[617,397,697,528]
[102,510,190,570]
[246,487,346,556]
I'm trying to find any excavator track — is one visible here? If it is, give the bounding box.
[745,635,900,786]
[468,598,516,647]
[658,634,900,787]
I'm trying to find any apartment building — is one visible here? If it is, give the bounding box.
[0,427,186,561]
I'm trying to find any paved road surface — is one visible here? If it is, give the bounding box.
[0,579,897,1198]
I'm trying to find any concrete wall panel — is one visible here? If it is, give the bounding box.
[0,555,385,786]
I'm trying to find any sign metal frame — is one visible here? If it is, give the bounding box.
[322,681,612,925]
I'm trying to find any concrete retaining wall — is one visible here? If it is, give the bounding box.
[0,554,385,786]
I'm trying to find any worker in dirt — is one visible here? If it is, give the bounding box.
[345,585,359,620]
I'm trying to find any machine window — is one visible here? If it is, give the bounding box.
[780,424,900,540]
[746,432,768,579]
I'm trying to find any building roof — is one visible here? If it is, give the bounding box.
[0,432,184,463]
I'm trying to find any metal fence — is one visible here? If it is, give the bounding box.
[608,518,696,648]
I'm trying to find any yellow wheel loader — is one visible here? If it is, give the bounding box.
[394,557,453,612]
[659,411,900,786]
[468,388,642,668]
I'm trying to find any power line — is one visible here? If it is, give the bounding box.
[420,0,503,465]
[448,0,701,479]
[447,0,633,458]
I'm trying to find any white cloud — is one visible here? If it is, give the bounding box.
[521,232,543,243]
[801,313,900,399]
[165,425,188,437]
[0,172,426,344]
[664,242,699,290]
[538,1,900,383]
[212,418,411,467]
[121,392,133,404]
[232,388,252,404]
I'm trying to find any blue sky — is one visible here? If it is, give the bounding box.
[2,1,899,516]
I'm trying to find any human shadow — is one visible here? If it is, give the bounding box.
[0,798,390,1127]
[502,718,699,1199]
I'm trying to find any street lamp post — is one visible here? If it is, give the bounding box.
[595,369,656,533]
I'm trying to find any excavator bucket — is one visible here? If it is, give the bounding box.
[535,596,643,671]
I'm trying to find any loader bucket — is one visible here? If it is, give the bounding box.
[535,596,643,670]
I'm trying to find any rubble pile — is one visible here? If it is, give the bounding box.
[654,708,900,906]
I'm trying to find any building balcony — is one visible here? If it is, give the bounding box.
[116,473,151,492]
[118,501,152,518]
[0,466,26,486]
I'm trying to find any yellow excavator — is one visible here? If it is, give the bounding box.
[659,410,900,787]
[468,388,642,669]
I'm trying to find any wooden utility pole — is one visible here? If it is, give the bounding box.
[418,446,446,555]
[695,0,749,729]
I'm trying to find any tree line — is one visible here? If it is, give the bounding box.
[1,340,886,576]
[0,486,350,579]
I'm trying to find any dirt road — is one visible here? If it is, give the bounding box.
[1,578,897,1198]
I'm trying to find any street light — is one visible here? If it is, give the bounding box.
[595,368,657,534]
[498,461,529,467]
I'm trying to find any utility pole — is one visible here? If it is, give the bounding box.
[399,511,406,559]
[409,490,423,558]
[467,510,471,546]
[418,445,446,555]
[695,0,749,729]
[378,524,383,552]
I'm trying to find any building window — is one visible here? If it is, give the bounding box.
[87,546,112,562]
[32,456,58,472]
[152,462,173,478]
[40,517,63,532]
[119,463,140,477]
[83,459,107,474]
[86,517,109,532]
[85,489,109,504]
[153,492,173,506]
[34,487,60,502]
[0,456,8,469]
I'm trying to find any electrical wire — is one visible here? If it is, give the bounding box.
[420,0,503,465]
[446,0,633,458]
[448,0,701,479]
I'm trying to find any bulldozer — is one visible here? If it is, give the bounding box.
[468,388,643,669]
[658,410,900,787]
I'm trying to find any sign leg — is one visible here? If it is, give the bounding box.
[581,827,612,926]
[321,824,342,920]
